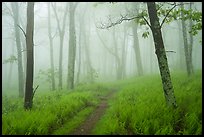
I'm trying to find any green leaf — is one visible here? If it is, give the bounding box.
[142,31,149,39]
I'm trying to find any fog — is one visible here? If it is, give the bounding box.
[2,2,202,95]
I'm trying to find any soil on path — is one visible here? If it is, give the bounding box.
[70,90,115,135]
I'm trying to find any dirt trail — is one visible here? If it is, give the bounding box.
[70,90,115,135]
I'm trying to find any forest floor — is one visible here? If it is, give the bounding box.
[70,89,116,135]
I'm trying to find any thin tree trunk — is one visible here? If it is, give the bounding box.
[76,20,82,85]
[189,2,194,74]
[121,25,127,79]
[67,2,78,89]
[58,36,63,89]
[52,3,69,89]
[112,27,122,80]
[84,24,94,83]
[176,20,185,70]
[147,2,177,108]
[11,2,24,98]
[24,2,34,110]
[47,3,55,91]
[180,2,191,76]
[132,23,143,76]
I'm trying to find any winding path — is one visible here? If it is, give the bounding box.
[70,90,115,135]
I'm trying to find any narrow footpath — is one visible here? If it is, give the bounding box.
[70,90,115,135]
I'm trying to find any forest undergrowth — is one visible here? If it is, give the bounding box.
[2,71,202,135]
[93,71,202,135]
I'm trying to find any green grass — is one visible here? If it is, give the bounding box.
[92,71,202,135]
[2,83,112,135]
[2,71,202,135]
[52,107,94,135]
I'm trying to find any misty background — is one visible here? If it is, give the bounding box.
[2,2,202,95]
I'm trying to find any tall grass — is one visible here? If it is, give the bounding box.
[2,82,111,135]
[93,71,202,135]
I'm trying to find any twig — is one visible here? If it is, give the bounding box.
[166,50,176,53]
[32,85,39,100]
[160,3,177,28]
[17,24,26,38]
[98,15,142,29]
[142,16,151,28]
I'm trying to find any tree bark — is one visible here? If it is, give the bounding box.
[11,2,24,98]
[67,2,78,89]
[47,3,55,91]
[24,2,34,110]
[147,2,177,108]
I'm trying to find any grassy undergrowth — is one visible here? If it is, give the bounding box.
[2,83,112,135]
[2,71,202,135]
[92,71,202,135]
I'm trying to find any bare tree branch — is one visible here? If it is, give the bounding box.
[97,14,143,29]
[166,50,176,53]
[32,85,39,100]
[51,29,58,39]
[95,29,117,57]
[3,2,14,18]
[160,3,177,28]
[17,24,26,38]
[142,16,151,28]
[51,2,62,34]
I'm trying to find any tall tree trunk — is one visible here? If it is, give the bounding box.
[52,3,69,89]
[121,25,127,79]
[147,2,177,108]
[180,2,191,76]
[76,20,82,85]
[132,23,144,76]
[84,25,94,83]
[24,2,34,110]
[58,36,63,89]
[149,37,153,74]
[47,3,55,91]
[7,44,15,90]
[67,2,77,89]
[112,27,122,80]
[176,20,185,70]
[189,2,194,74]
[11,2,24,98]
[19,9,27,86]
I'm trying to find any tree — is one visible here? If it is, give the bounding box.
[96,28,122,80]
[130,3,144,76]
[47,3,56,91]
[76,13,83,85]
[52,2,69,89]
[156,2,201,75]
[83,17,95,83]
[147,2,177,108]
[11,2,24,98]
[188,2,194,74]
[97,2,179,107]
[24,2,34,110]
[67,2,78,89]
[121,25,128,79]
[180,2,192,76]
[132,23,144,76]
